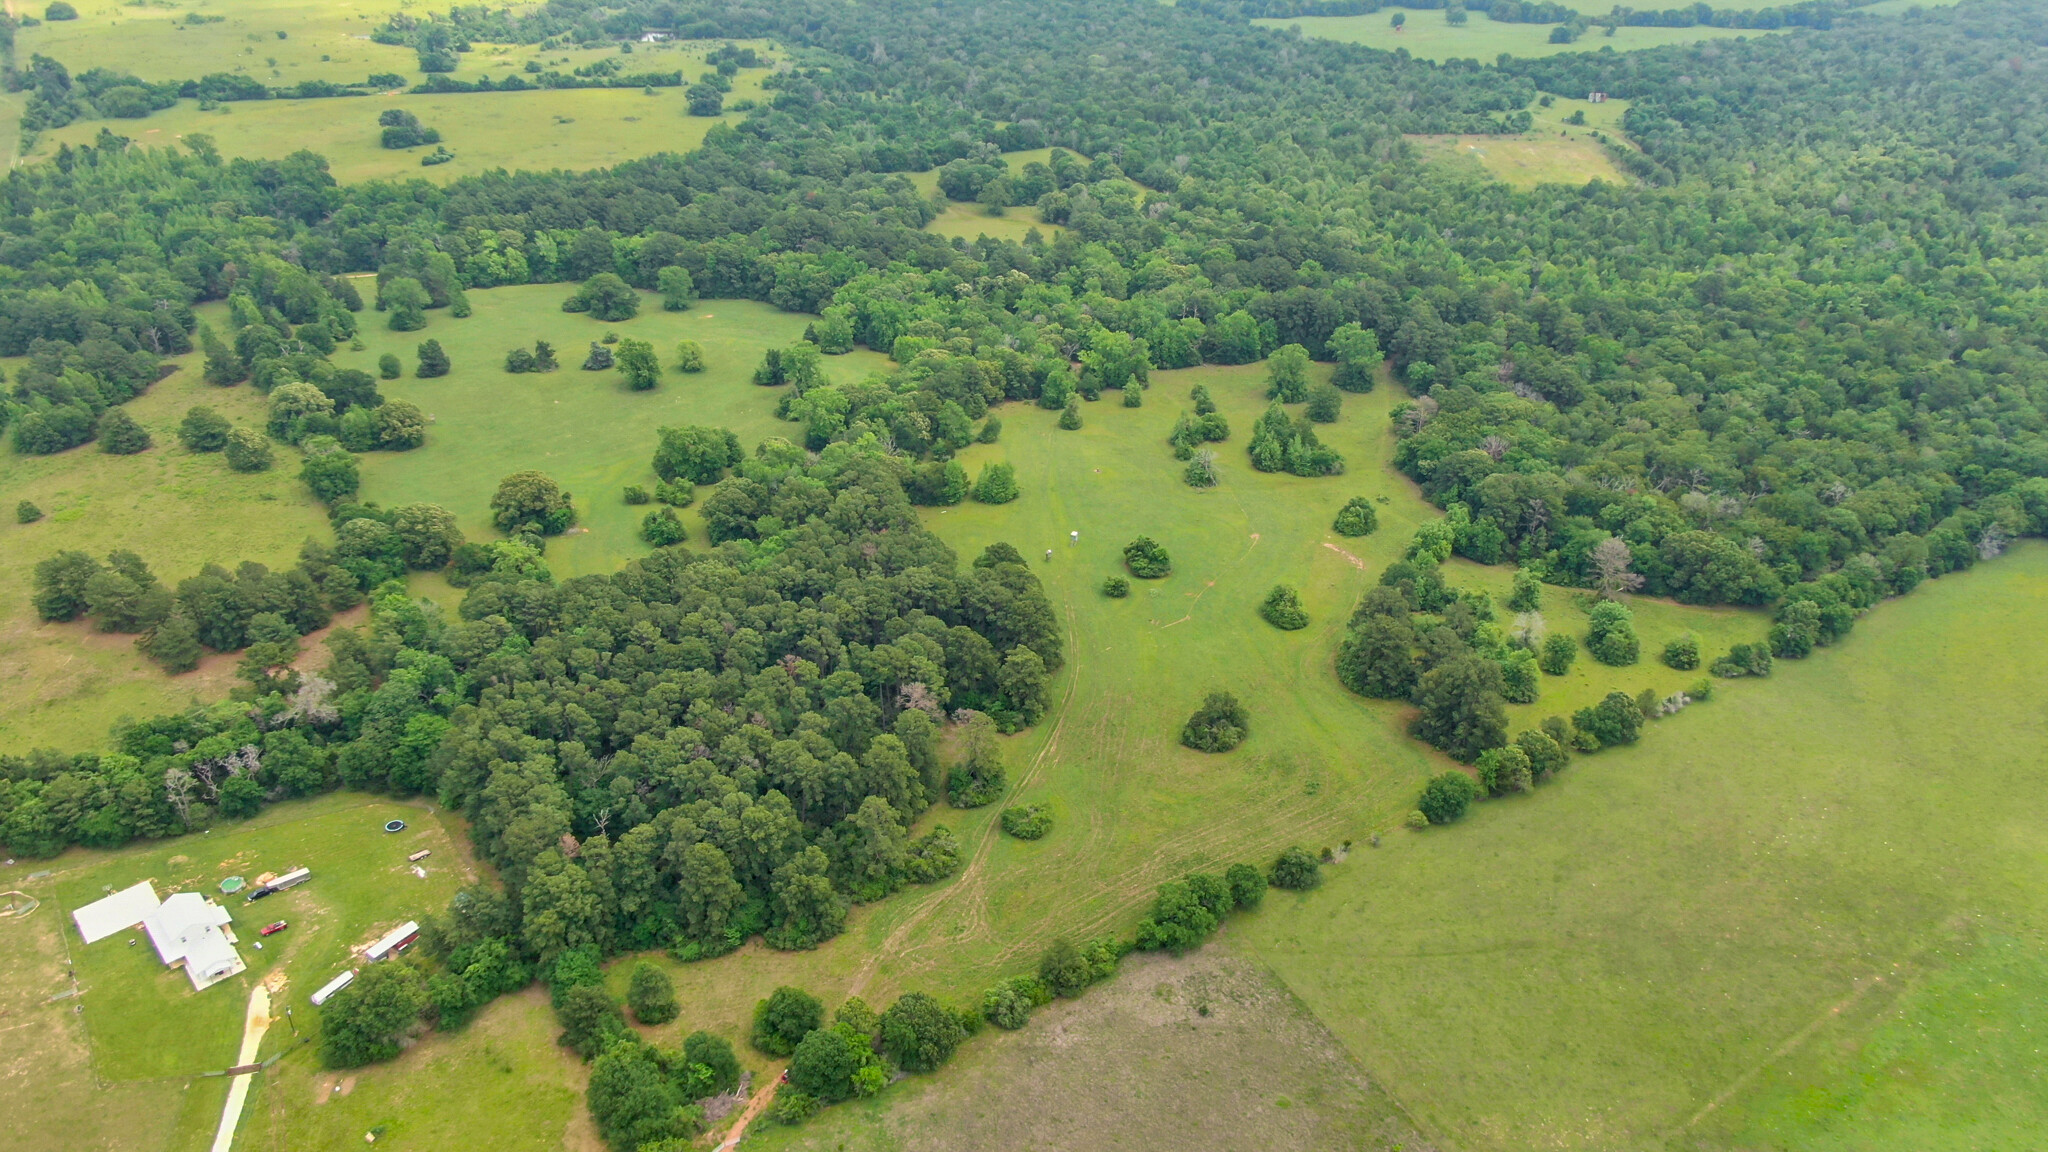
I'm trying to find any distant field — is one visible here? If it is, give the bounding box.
[343,287,890,583]
[0,304,331,755]
[1407,130,1626,187]
[24,86,758,185]
[1261,10,1784,61]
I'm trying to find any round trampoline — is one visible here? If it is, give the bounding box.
[384,819,407,833]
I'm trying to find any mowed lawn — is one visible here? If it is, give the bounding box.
[0,792,469,1152]
[1243,542,2048,1151]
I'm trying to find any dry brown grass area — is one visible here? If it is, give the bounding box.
[751,946,1430,1152]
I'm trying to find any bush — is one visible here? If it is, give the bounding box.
[1417,771,1479,824]
[1225,862,1265,909]
[491,471,575,535]
[563,272,640,321]
[582,342,615,371]
[1057,397,1082,429]
[972,462,1019,504]
[1515,728,1569,780]
[1332,497,1378,537]
[1123,535,1171,578]
[1713,642,1773,678]
[299,443,361,504]
[1538,631,1576,675]
[657,265,695,311]
[981,977,1043,1030]
[617,337,662,391]
[1258,584,1308,630]
[1180,690,1249,752]
[1304,382,1342,423]
[999,804,1052,840]
[977,416,1002,444]
[1476,744,1532,794]
[683,1030,741,1095]
[414,339,451,378]
[222,426,273,472]
[1586,600,1640,666]
[1404,808,1430,830]
[319,962,428,1068]
[788,1023,880,1103]
[1662,633,1700,670]
[879,992,967,1074]
[46,1,77,19]
[1572,691,1644,749]
[626,961,678,1025]
[1269,845,1322,890]
[1100,575,1129,598]
[505,347,536,373]
[557,983,628,1058]
[1507,568,1543,613]
[751,986,823,1056]
[675,340,705,372]
[180,405,230,452]
[377,353,402,379]
[623,485,650,505]
[16,500,43,524]
[638,507,686,547]
[1182,450,1218,488]
[97,409,152,454]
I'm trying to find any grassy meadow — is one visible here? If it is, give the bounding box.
[1261,10,1783,61]
[0,303,332,755]
[340,287,892,583]
[18,39,779,184]
[1406,94,1636,188]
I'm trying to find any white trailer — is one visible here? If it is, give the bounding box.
[310,969,356,1006]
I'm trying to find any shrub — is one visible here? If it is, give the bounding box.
[977,416,1002,444]
[1304,382,1342,423]
[879,992,967,1074]
[1265,343,1311,402]
[972,462,1019,504]
[788,1023,877,1103]
[1183,450,1218,488]
[657,265,695,311]
[415,339,450,378]
[1057,397,1082,429]
[1100,575,1129,598]
[557,983,628,1058]
[1476,744,1532,794]
[675,340,705,372]
[999,804,1052,840]
[320,962,429,1068]
[563,272,639,321]
[1259,584,1308,630]
[1269,845,1322,890]
[46,2,78,19]
[1134,879,1220,954]
[1225,862,1265,908]
[505,347,536,373]
[1500,648,1539,704]
[490,471,575,534]
[1404,808,1430,830]
[626,961,678,1026]
[1768,600,1821,659]
[1572,691,1644,748]
[1713,642,1773,678]
[623,485,650,505]
[1418,771,1479,824]
[981,977,1043,1030]
[16,500,43,524]
[299,442,360,505]
[1180,690,1249,752]
[617,337,662,391]
[1507,567,1543,612]
[751,986,823,1056]
[1662,633,1700,670]
[683,1030,740,1095]
[222,426,273,472]
[1333,497,1378,537]
[1123,535,1171,578]
[532,340,559,371]
[1538,631,1576,675]
[1586,600,1639,666]
[377,353,402,379]
[97,409,152,454]
[1515,728,1569,780]
[180,405,231,452]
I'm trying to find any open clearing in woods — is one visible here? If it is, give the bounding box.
[1261,10,1788,61]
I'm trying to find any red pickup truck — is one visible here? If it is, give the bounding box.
[260,921,289,937]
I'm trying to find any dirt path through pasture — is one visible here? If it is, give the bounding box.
[209,982,273,1152]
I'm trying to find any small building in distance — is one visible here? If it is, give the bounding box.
[1588,91,1608,103]
[73,882,246,992]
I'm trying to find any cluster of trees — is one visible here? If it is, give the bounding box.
[377,109,443,150]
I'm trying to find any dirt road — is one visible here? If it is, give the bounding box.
[209,982,273,1152]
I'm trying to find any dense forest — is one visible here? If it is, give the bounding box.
[5,0,2048,1100]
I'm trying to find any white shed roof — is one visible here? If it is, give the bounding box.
[73,881,161,944]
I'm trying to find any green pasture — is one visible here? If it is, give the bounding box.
[21,58,775,185]
[342,287,892,583]
[1261,11,1783,61]
[1244,541,2048,1151]
[1406,93,1638,189]
[0,303,331,756]
[0,792,466,1152]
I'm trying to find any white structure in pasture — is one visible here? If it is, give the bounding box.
[73,882,247,992]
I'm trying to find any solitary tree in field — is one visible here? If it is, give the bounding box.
[615,337,661,391]
[1391,11,1406,29]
